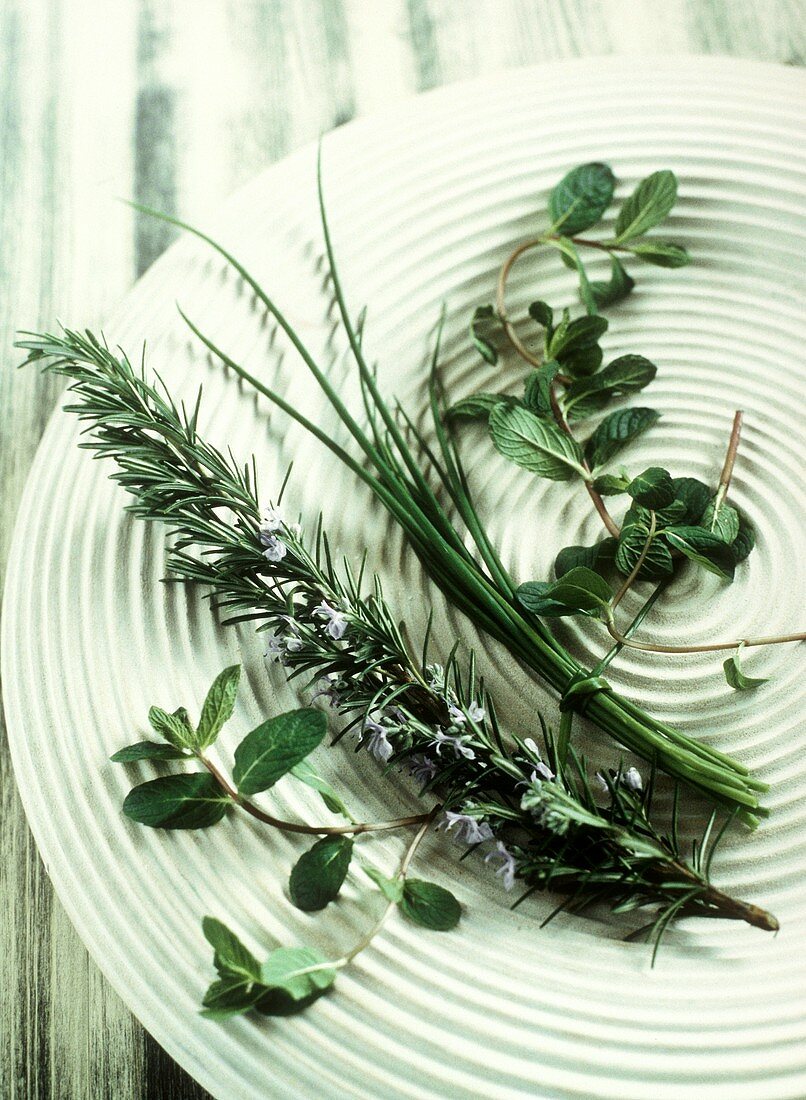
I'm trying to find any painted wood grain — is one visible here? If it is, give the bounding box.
[1,1,803,1096]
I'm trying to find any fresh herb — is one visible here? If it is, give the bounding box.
[18,331,781,1021]
[72,157,795,816]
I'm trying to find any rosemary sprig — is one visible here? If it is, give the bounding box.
[18,328,777,951]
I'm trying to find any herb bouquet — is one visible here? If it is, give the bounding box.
[19,158,800,1019]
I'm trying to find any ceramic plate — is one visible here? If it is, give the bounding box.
[4,57,806,1099]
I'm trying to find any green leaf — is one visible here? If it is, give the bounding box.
[289,836,353,912]
[446,393,516,422]
[523,362,559,416]
[555,538,617,578]
[547,314,608,362]
[290,758,350,817]
[202,916,261,980]
[517,567,613,618]
[548,567,613,615]
[585,407,660,468]
[200,975,259,1020]
[548,162,616,236]
[732,515,756,563]
[516,581,578,617]
[528,300,553,329]
[589,255,635,308]
[148,705,196,750]
[110,740,191,763]
[470,304,502,365]
[259,947,337,1000]
[626,466,675,509]
[123,773,230,829]
[562,344,603,379]
[488,403,586,480]
[233,708,326,796]
[363,865,405,902]
[613,170,679,242]
[399,879,461,931]
[627,240,690,268]
[664,526,736,580]
[723,646,768,692]
[670,477,712,524]
[592,473,630,496]
[615,522,674,580]
[564,355,657,421]
[197,664,241,749]
[701,498,740,544]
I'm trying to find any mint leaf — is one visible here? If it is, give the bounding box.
[259,947,336,1000]
[701,498,740,545]
[148,705,196,750]
[723,646,768,692]
[549,162,616,236]
[589,255,635,308]
[470,304,503,365]
[489,403,586,480]
[200,975,259,1020]
[523,362,559,416]
[733,515,756,563]
[592,474,630,496]
[664,526,735,580]
[549,567,613,614]
[289,836,353,912]
[446,393,516,422]
[585,407,660,468]
[626,467,675,509]
[290,758,350,817]
[399,880,461,931]
[518,567,613,618]
[628,240,689,268]
[363,865,405,902]
[615,522,674,580]
[110,741,191,763]
[202,916,261,980]
[555,538,617,578]
[516,581,578,617]
[528,299,553,330]
[123,773,230,829]
[233,708,326,796]
[564,355,657,421]
[547,314,608,362]
[670,477,712,524]
[613,170,679,242]
[196,664,241,749]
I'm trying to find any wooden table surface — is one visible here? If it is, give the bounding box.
[1,2,803,1097]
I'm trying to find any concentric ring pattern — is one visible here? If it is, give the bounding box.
[4,58,806,1099]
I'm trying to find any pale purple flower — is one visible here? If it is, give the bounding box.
[449,700,486,725]
[439,811,493,845]
[310,675,341,707]
[408,754,438,785]
[362,716,394,763]
[313,600,348,641]
[532,761,555,782]
[594,771,610,793]
[485,841,517,891]
[622,766,643,793]
[430,729,476,760]
[262,535,287,563]
[259,507,284,541]
[265,633,285,662]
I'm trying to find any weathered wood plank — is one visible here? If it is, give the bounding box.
[2,2,804,1097]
